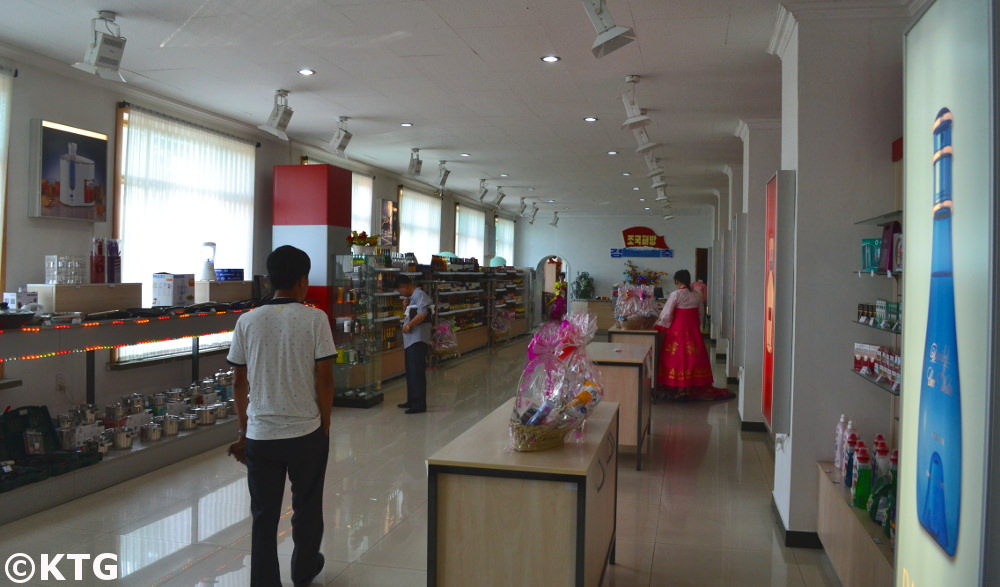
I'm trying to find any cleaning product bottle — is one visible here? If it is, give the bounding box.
[843,434,858,489]
[875,442,890,484]
[852,449,873,508]
[883,450,899,537]
[834,414,848,467]
[917,107,962,556]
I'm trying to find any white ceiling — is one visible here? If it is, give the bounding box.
[0,0,797,218]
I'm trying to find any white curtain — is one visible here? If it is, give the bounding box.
[399,188,441,264]
[117,107,255,362]
[351,173,373,234]
[455,205,485,260]
[495,217,515,265]
[0,65,14,277]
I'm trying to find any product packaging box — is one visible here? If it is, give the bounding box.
[152,273,195,307]
[3,290,39,309]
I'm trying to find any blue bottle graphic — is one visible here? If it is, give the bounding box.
[916,107,961,556]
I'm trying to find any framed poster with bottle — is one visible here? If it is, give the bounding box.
[29,119,110,222]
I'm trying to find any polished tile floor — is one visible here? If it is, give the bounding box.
[0,336,842,586]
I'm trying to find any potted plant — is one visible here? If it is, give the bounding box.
[346,230,379,254]
[571,271,594,300]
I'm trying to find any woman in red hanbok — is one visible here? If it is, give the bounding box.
[654,270,734,401]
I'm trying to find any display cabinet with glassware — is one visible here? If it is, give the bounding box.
[329,254,383,408]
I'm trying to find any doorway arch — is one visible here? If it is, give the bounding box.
[532,255,570,328]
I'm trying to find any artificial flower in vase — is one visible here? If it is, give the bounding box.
[346,230,379,254]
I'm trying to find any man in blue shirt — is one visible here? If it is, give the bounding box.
[395,275,432,414]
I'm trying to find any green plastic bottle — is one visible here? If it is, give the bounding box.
[852,449,872,508]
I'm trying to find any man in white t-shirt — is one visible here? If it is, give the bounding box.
[227,245,337,587]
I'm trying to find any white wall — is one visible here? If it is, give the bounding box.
[515,210,714,300]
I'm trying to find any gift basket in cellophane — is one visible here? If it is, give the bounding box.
[614,284,658,330]
[509,314,603,451]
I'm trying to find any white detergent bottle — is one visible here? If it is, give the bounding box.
[834,414,848,467]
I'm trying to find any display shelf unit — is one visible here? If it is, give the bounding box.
[816,462,893,587]
[0,417,238,526]
[853,319,901,334]
[851,369,901,396]
[330,255,384,408]
[485,268,530,345]
[854,210,902,226]
[430,271,488,359]
[0,311,242,404]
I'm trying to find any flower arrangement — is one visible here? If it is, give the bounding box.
[571,271,595,300]
[623,260,667,286]
[346,230,379,247]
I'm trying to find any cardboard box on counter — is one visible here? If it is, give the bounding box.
[152,273,195,307]
[26,283,142,314]
[3,290,39,309]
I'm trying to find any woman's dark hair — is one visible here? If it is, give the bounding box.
[674,269,691,288]
[267,245,311,290]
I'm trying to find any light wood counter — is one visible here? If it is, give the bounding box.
[607,325,662,385]
[428,399,620,587]
[570,299,616,331]
[587,341,652,470]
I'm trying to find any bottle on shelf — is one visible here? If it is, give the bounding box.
[842,433,858,489]
[852,449,873,508]
[883,450,899,539]
[834,414,848,467]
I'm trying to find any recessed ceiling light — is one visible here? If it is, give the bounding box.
[644,207,651,211]
[639,198,646,202]
[607,150,618,155]
[633,187,640,191]
[584,116,598,122]
[500,173,509,177]
[400,122,413,127]
[540,55,561,63]
[546,199,556,203]
[622,171,631,176]
[459,153,471,157]
[298,68,316,76]
[528,187,536,191]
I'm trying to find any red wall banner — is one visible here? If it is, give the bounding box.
[622,226,669,249]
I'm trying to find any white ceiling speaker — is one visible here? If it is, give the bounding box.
[478,179,489,203]
[407,148,422,176]
[549,211,559,227]
[518,196,527,215]
[258,90,293,141]
[495,186,507,207]
[324,116,352,156]
[72,10,127,82]
[437,161,451,188]
[582,0,635,59]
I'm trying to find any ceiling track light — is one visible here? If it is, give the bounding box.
[549,211,559,227]
[478,179,489,203]
[651,176,668,190]
[647,167,666,178]
[407,148,422,176]
[518,197,527,215]
[72,10,127,82]
[437,161,451,188]
[324,116,352,156]
[663,214,675,221]
[258,89,293,141]
[495,187,507,208]
[582,0,635,59]
[635,141,659,154]
[529,205,539,225]
[621,75,652,129]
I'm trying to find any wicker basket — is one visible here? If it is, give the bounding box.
[619,315,657,330]
[509,420,570,452]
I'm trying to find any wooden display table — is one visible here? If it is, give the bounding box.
[570,299,616,331]
[586,341,652,470]
[428,399,619,587]
[816,462,894,587]
[607,325,661,387]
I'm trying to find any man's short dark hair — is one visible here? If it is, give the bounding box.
[394,275,413,288]
[267,245,311,290]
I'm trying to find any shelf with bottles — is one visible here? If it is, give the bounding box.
[330,254,383,408]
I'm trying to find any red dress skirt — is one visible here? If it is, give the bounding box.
[655,307,733,401]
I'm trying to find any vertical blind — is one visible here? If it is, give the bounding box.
[399,188,441,264]
[495,217,515,265]
[0,66,14,279]
[454,205,485,260]
[351,173,373,234]
[116,107,255,362]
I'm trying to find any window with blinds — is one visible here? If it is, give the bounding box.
[495,217,515,265]
[455,205,485,260]
[398,187,441,264]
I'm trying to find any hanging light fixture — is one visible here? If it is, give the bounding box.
[72,11,127,82]
[324,116,352,156]
[582,0,635,59]
[407,148,423,176]
[494,186,507,208]
[258,90,293,141]
[437,161,451,188]
[478,179,489,203]
[518,197,527,215]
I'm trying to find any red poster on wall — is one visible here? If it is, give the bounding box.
[762,176,778,428]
